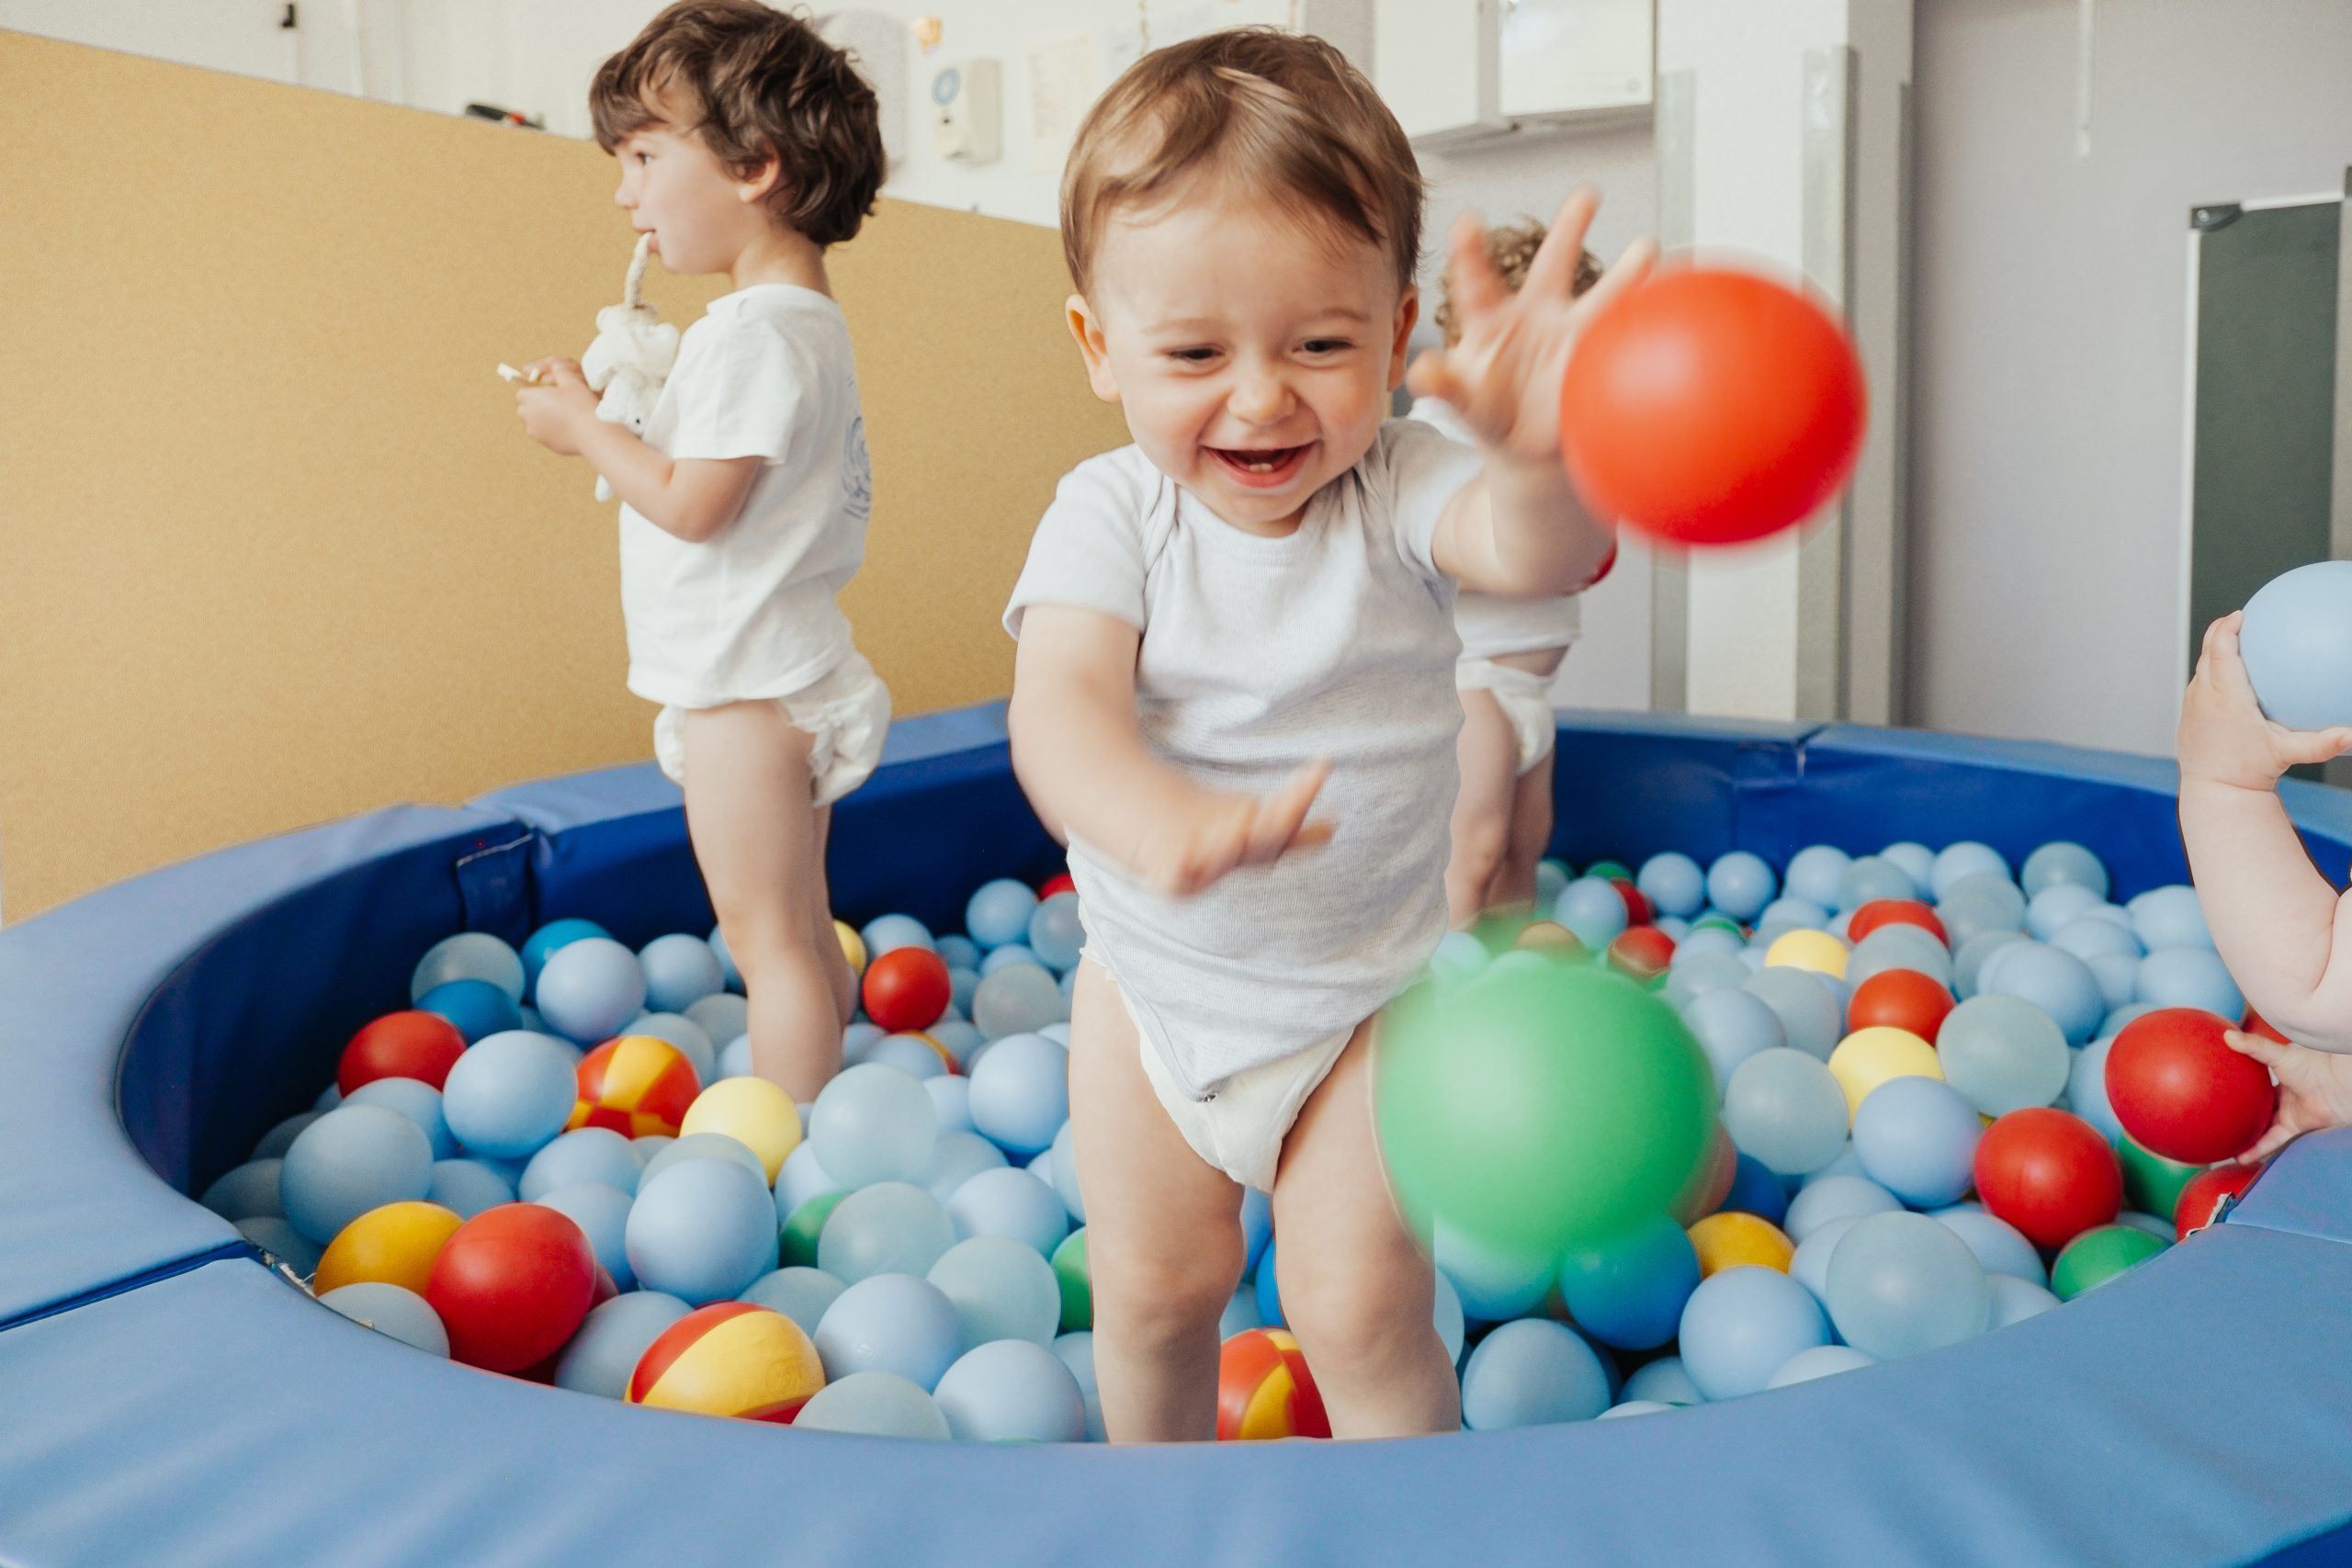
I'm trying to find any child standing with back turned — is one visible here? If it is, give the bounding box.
[1005,29,1648,1440]
[514,0,888,1100]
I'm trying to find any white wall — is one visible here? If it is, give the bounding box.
[1908,0,2352,757]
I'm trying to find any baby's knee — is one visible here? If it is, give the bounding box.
[1091,1235,1241,1346]
[1279,1257,1434,1374]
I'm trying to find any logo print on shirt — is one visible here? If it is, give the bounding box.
[842,413,874,522]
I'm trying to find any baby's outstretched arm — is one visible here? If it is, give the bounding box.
[2178,612,2352,1049]
[1010,605,1330,897]
[513,357,758,543]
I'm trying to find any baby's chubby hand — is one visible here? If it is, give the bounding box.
[1407,187,1656,468]
[1128,761,1335,897]
[514,357,600,456]
[2178,613,2352,793]
[2224,1027,2352,1161]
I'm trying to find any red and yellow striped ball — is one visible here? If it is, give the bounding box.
[570,1035,701,1139]
[1216,1327,1330,1441]
[627,1302,825,1423]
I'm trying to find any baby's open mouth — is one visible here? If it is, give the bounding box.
[1208,443,1313,487]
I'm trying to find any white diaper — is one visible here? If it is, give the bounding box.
[1456,659,1558,776]
[654,651,890,808]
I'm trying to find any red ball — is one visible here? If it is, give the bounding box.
[2243,1006,2291,1046]
[1846,899,1949,948]
[424,1202,599,1372]
[1610,878,1654,928]
[2105,1008,2278,1165]
[1606,926,1676,982]
[862,946,952,1034]
[1973,1108,2122,1251]
[1845,967,1955,1043]
[1039,873,1077,900]
[1559,268,1867,546]
[338,1010,467,1096]
[2175,1161,2263,1241]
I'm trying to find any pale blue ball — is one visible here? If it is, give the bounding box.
[1800,1143,1865,1188]
[1050,1121,1086,1224]
[2023,841,2109,901]
[707,923,741,992]
[1982,942,2105,1045]
[775,1140,843,1218]
[1026,893,1086,973]
[1788,1213,1865,1304]
[1766,1344,1875,1389]
[427,1157,515,1218]
[1461,1319,1611,1429]
[797,1371,953,1439]
[1846,925,1956,989]
[1553,877,1629,947]
[638,933,724,1014]
[948,1167,1068,1256]
[1430,930,1490,983]
[239,1216,322,1276]
[1939,872,2028,937]
[925,1075,976,1137]
[2135,946,2245,1017]
[2239,559,2352,728]
[534,938,647,1043]
[968,1032,1069,1156]
[1928,1203,2048,1284]
[935,934,981,972]
[819,1180,957,1283]
[972,967,1067,1043]
[1938,993,2071,1114]
[625,1156,777,1304]
[1599,1399,1674,1419]
[1988,1273,2062,1327]
[929,1235,1062,1347]
[441,1030,577,1159]
[411,932,526,1005]
[639,1131,766,1191]
[1681,987,1786,1090]
[1784,1174,1901,1242]
[1675,925,1747,964]
[811,1062,940,1188]
[1635,852,1708,919]
[1853,1077,1981,1207]
[414,979,523,1045]
[1535,858,1572,908]
[554,1291,695,1398]
[1825,1211,1989,1360]
[1758,897,1830,932]
[967,879,1041,950]
[1952,931,2024,999]
[533,1181,637,1291]
[1240,1186,1272,1276]
[929,1020,983,1071]
[518,1127,641,1201]
[741,1266,847,1337]
[1722,1049,1849,1177]
[1678,1266,1829,1401]
[1705,852,1777,921]
[979,943,1046,976]
[346,1077,457,1159]
[200,1158,284,1220]
[1879,842,1937,891]
[1620,1356,1702,1406]
[919,1130,1009,1204]
[1656,916,1690,942]
[254,1111,322,1160]
[1930,842,2011,899]
[933,1339,1088,1442]
[1740,968,1842,1060]
[2086,954,2139,1012]
[815,1272,964,1388]
[2052,917,2143,963]
[862,913,936,958]
[947,967,982,1016]
[2129,886,2212,952]
[1051,1331,1107,1441]
[686,992,749,1048]
[521,918,611,997]
[1219,1288,1263,1340]
[865,1033,948,1082]
[1836,854,1917,912]
[1784,845,1852,910]
[1665,950,1753,1011]
[2068,1036,2124,1143]
[2025,883,2105,942]
[318,1282,448,1356]
[1434,1225,1554,1322]
[279,1104,435,1244]
[1255,1240,1283,1326]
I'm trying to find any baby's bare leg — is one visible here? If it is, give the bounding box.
[1495,746,1555,911]
[1272,1019,1460,1438]
[806,804,855,1026]
[679,703,842,1101]
[1445,687,1519,925]
[1068,960,1244,1442]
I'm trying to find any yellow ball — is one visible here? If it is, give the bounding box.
[835,919,867,978]
[1764,928,1849,978]
[680,1076,802,1182]
[628,1302,824,1422]
[313,1200,462,1296]
[1686,1211,1794,1277]
[1826,1026,1943,1119]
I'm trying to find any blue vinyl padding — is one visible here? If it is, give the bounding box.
[4,704,2352,1567]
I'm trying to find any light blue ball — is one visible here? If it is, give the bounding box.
[200,1158,284,1221]
[639,1133,766,1195]
[1800,1143,1865,1189]
[797,1371,953,1439]
[411,932,526,1005]
[625,1156,776,1304]
[1784,845,1852,910]
[945,966,982,1017]
[1240,1186,1272,1277]
[521,918,612,997]
[555,1291,694,1398]
[1784,1174,1900,1242]
[1928,1203,2048,1284]
[253,1111,322,1160]
[819,1180,957,1283]
[426,1157,516,1218]
[1620,1356,1702,1406]
[1656,916,1690,942]
[707,923,741,992]
[2135,946,2245,1017]
[2067,1036,2125,1144]
[1051,1331,1107,1441]
[928,1020,983,1072]
[1757,897,1830,932]
[239,1215,323,1277]
[1026,894,1086,974]
[2024,883,2104,943]
[517,1127,641,1201]
[979,943,1047,977]
[1930,842,2011,900]
[2239,560,2352,728]
[1635,852,1708,919]
[2130,886,2212,952]
[1766,1344,1875,1389]
[1220,1287,1263,1340]
[1665,950,1753,1012]
[811,1062,940,1189]
[1988,1273,2062,1327]
[1050,1122,1086,1224]
[967,879,1041,951]
[860,1034,949,1086]
[1836,854,1917,912]
[1678,1266,1829,1401]
[317,1282,448,1356]
[741,1266,847,1337]
[933,1339,1089,1442]
[638,934,724,1014]
[775,1141,844,1222]
[279,1104,435,1244]
[922,1070,977,1135]
[1255,1239,1284,1326]
[1846,925,1956,989]
[929,1235,1063,1347]
[1553,877,1629,947]
[815,1271,964,1388]
[2102,1001,2161,1038]
[2053,917,2143,964]
[534,938,647,1043]
[947,1166,1069,1257]
[1430,931,1490,983]
[1879,842,1937,891]
[933,935,981,972]
[441,1031,577,1159]
[533,1181,637,1292]
[1982,942,2105,1045]
[346,1078,457,1160]
[1705,852,1778,922]
[1432,1271,1466,1365]
[1557,1210,1701,1351]
[918,1130,1009,1206]
[1937,993,2071,1115]
[413,981,521,1049]
[1681,987,1786,1091]
[972,967,1067,1043]
[1461,1319,1611,1429]
[1952,931,2025,999]
[862,913,936,959]
[686,992,750,1047]
[1434,1226,1554,1322]
[968,1032,1069,1156]
[1599,1399,1674,1419]
[1740,968,1843,1060]
[1788,1213,1865,1304]
[1939,873,2028,940]
[2020,840,2109,900]
[1853,1077,1981,1208]
[1723,1049,1849,1177]
[1825,1211,1989,1360]
[1675,925,1747,964]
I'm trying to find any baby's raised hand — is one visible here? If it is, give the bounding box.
[1129,761,1335,897]
[2179,613,2352,792]
[2224,1028,2352,1161]
[1407,187,1655,467]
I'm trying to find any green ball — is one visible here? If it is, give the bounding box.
[781,1190,843,1269]
[1583,860,1633,883]
[1051,1227,1091,1332]
[2050,1223,2167,1300]
[1375,963,1717,1258]
[2118,1134,2199,1219]
[1690,914,1744,937]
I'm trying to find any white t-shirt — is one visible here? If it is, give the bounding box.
[1406,396,1583,660]
[1004,422,1479,1096]
[619,285,872,709]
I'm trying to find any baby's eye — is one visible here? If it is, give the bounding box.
[1299,339,1352,355]
[1168,347,1220,365]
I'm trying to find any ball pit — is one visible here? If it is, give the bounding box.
[8,709,2352,1564]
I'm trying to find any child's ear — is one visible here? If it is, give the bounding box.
[1067,294,1121,404]
[737,154,785,205]
[1387,286,1420,391]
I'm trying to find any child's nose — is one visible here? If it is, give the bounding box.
[1228,370,1294,425]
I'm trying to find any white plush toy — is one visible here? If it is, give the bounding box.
[580,233,679,501]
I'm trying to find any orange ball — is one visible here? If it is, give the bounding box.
[1560,267,1867,546]
[338,1010,466,1095]
[1607,926,1677,981]
[1216,1328,1329,1441]
[571,1034,702,1139]
[314,1200,462,1296]
[628,1302,824,1423]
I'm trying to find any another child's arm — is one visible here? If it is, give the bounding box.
[1411,188,1652,597]
[513,357,759,544]
[1008,604,1331,897]
[2177,611,2352,1049]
